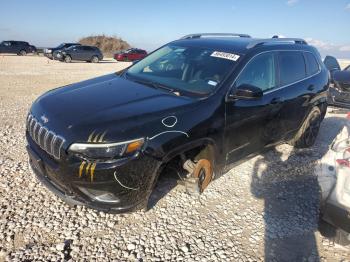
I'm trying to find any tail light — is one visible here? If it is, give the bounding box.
[336,159,350,168]
[336,147,350,168]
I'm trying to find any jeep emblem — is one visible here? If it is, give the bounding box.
[41,115,49,124]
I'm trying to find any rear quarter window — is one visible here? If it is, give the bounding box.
[279,51,306,86]
[304,52,320,75]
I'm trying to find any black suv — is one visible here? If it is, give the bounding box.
[0,40,36,55]
[55,45,103,63]
[43,43,81,59]
[26,33,329,213]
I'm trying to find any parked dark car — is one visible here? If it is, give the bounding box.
[0,40,36,55]
[26,33,329,213]
[55,45,103,63]
[43,43,81,59]
[324,56,350,108]
[114,48,147,61]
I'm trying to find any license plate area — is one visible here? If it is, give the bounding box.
[27,146,44,174]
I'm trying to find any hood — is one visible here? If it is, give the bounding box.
[30,74,195,143]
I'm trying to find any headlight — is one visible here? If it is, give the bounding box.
[47,49,52,53]
[68,138,145,160]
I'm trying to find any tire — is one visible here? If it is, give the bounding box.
[18,50,27,56]
[292,107,322,148]
[91,56,99,63]
[64,55,72,63]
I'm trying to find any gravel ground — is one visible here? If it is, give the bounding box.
[0,55,350,261]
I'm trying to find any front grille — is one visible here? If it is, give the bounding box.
[27,114,65,159]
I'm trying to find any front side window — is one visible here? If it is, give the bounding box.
[126,44,238,96]
[235,52,276,92]
[279,51,306,86]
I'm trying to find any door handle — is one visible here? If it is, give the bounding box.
[308,85,315,91]
[270,97,284,104]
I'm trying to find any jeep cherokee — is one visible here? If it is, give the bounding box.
[55,45,103,63]
[26,33,329,213]
[43,43,81,59]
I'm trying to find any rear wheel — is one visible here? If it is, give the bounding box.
[18,50,27,56]
[64,55,72,63]
[91,56,99,63]
[292,107,322,148]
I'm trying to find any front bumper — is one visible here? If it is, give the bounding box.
[26,137,161,213]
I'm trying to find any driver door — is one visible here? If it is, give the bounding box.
[225,51,284,164]
[70,46,81,60]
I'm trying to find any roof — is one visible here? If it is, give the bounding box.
[172,35,311,55]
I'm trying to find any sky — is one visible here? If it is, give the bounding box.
[0,0,349,58]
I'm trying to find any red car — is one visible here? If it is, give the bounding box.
[114,48,147,61]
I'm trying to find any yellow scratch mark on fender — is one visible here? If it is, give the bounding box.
[90,163,97,182]
[79,161,86,177]
[85,163,92,176]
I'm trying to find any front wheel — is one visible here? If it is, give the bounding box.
[292,107,322,148]
[64,55,72,63]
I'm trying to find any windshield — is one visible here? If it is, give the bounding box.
[56,43,65,49]
[126,44,239,96]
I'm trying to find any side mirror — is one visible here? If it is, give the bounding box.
[229,84,263,100]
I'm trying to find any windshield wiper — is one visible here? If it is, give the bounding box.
[127,75,173,91]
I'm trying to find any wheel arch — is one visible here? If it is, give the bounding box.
[161,137,222,175]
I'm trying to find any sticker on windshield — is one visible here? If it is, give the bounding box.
[211,51,240,61]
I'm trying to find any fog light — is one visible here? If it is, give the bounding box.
[78,187,120,203]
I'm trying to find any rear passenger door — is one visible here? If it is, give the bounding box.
[274,51,317,141]
[83,46,94,60]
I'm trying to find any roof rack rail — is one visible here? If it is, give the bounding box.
[181,33,251,39]
[246,38,308,49]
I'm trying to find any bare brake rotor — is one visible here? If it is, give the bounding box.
[193,159,213,193]
[183,159,213,193]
